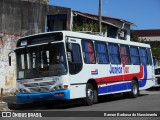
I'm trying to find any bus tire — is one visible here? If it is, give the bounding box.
[129,80,139,98]
[93,88,98,104]
[83,83,97,106]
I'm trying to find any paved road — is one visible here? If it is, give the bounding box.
[3,90,160,110]
[2,90,160,120]
[4,90,160,111]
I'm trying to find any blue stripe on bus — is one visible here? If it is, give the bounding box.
[16,89,70,104]
[98,82,128,94]
[127,65,147,89]
[98,66,147,94]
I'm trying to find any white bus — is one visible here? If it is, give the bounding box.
[9,31,155,105]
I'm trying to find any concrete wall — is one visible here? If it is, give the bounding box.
[0,0,71,92]
[0,0,71,35]
[0,32,20,93]
[125,24,131,41]
[106,18,131,41]
[21,0,48,4]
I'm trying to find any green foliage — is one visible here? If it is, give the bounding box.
[152,48,160,58]
[129,30,160,58]
[73,22,106,32]
[130,31,139,42]
[145,41,160,58]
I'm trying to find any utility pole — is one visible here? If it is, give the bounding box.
[98,0,102,34]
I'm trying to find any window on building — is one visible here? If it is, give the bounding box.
[120,45,130,64]
[95,42,109,64]
[46,14,67,32]
[130,46,140,65]
[82,40,95,64]
[108,43,120,64]
[107,26,118,38]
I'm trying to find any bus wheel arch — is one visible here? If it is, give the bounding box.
[132,77,139,86]
[83,79,98,106]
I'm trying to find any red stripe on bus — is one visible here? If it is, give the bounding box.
[95,65,144,85]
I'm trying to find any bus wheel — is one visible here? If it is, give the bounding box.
[83,83,97,106]
[130,80,139,98]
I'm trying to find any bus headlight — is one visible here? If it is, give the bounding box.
[52,77,60,82]
[19,89,26,93]
[50,85,63,91]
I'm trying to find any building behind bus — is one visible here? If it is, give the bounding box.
[0,0,137,94]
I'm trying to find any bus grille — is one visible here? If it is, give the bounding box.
[24,83,38,87]
[39,81,55,86]
[24,81,55,87]
[28,87,39,93]
[28,87,50,92]
[23,81,55,92]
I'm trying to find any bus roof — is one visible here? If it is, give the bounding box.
[62,31,150,48]
[18,31,150,48]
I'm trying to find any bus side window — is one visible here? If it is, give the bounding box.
[130,46,140,65]
[108,43,120,64]
[120,45,130,64]
[147,48,153,65]
[71,44,82,63]
[82,40,96,64]
[68,43,82,74]
[139,47,147,65]
[95,42,109,64]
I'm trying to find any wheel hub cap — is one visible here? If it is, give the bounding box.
[87,89,93,101]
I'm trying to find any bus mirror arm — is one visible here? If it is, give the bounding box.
[67,42,72,51]
[67,52,72,62]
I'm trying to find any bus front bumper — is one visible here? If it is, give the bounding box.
[16,89,70,104]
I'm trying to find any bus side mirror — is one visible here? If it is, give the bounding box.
[8,50,15,66]
[67,43,72,51]
[67,52,72,62]
[67,43,72,62]
[9,56,11,66]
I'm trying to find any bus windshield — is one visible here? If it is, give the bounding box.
[16,42,67,79]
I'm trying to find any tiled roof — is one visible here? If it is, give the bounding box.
[133,29,160,37]
[73,10,135,26]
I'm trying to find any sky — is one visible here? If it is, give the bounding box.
[49,0,160,30]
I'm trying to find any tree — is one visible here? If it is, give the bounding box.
[130,30,160,59]
[130,31,140,42]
